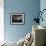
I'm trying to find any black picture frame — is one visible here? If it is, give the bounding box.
[10,13,25,25]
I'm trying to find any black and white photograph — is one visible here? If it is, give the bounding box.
[10,13,25,24]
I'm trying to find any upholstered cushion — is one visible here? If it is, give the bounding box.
[17,37,25,46]
[6,41,17,46]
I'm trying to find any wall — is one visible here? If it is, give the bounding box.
[40,0,46,27]
[4,0,40,42]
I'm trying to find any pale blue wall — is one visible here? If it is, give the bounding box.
[40,0,46,27]
[4,0,40,42]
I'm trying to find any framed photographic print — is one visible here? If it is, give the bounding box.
[10,13,25,25]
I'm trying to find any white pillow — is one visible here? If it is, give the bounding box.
[17,37,25,46]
